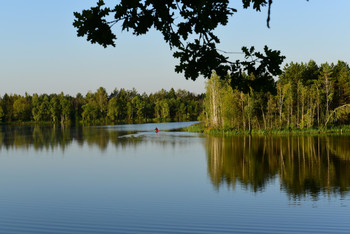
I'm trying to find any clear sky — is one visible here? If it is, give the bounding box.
[1,0,349,96]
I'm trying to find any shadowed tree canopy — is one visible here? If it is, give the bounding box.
[73,0,286,93]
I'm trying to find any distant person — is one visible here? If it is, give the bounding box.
[155,127,159,133]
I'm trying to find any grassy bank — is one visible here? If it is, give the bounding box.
[182,122,350,136]
[180,122,206,132]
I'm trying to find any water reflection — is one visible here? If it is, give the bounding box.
[1,125,80,151]
[1,125,350,199]
[0,124,198,152]
[206,135,350,199]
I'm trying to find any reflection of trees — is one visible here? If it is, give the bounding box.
[0,125,195,152]
[206,135,350,199]
[0,125,75,151]
[326,135,350,161]
[207,136,277,192]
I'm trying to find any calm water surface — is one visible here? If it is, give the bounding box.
[0,122,349,233]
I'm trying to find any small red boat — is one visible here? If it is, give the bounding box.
[155,128,159,133]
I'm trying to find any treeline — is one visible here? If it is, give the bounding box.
[204,60,350,130]
[0,88,204,124]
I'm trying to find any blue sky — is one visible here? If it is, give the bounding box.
[1,0,349,96]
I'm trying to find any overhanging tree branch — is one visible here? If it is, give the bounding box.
[73,0,287,93]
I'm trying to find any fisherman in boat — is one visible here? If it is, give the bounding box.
[155,127,159,133]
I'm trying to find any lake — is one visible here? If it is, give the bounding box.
[0,122,349,233]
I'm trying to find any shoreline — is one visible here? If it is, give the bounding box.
[183,122,350,136]
[2,121,350,136]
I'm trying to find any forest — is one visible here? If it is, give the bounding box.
[204,60,350,131]
[0,88,203,124]
[2,60,350,131]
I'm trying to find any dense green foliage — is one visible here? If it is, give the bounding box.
[204,60,350,131]
[73,0,285,84]
[0,88,203,124]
